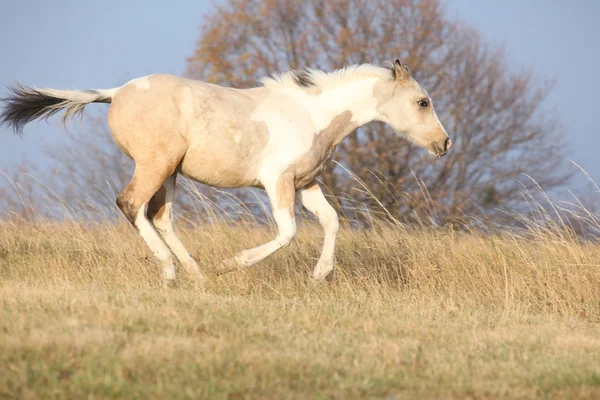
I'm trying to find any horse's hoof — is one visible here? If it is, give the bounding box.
[310,268,335,283]
[186,268,209,284]
[309,274,327,283]
[215,258,240,276]
[310,266,334,282]
[164,278,178,289]
[182,261,208,284]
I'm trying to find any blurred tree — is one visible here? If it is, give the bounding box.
[0,117,265,222]
[0,0,573,225]
[0,118,135,221]
[187,0,571,223]
[0,156,41,221]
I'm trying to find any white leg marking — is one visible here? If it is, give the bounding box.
[299,184,339,280]
[234,208,297,266]
[135,203,176,281]
[151,177,205,281]
[223,178,297,270]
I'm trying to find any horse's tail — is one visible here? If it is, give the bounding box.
[0,85,119,135]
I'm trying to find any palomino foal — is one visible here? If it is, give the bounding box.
[0,60,450,283]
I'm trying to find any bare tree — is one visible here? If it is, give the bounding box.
[0,156,41,221]
[0,0,572,225]
[43,116,134,214]
[187,0,572,223]
[0,117,134,220]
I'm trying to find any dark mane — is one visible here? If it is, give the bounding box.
[291,70,317,88]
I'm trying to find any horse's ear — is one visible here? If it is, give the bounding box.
[402,63,411,76]
[393,59,410,81]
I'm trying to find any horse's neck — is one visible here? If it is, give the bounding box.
[308,78,380,134]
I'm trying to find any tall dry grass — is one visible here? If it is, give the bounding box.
[1,176,599,399]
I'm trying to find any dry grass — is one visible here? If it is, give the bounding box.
[1,214,599,399]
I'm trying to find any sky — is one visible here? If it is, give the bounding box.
[1,0,599,195]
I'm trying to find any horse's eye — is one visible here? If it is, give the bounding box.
[418,100,429,108]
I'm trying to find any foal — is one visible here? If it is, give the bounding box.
[0,60,450,283]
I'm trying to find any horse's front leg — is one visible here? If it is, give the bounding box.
[297,181,339,281]
[217,173,297,274]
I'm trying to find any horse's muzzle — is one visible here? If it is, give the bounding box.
[431,138,452,157]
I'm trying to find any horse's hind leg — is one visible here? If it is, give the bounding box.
[117,161,180,284]
[148,174,205,282]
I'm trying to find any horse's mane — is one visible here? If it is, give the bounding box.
[261,64,394,90]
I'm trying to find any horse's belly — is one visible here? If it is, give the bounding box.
[179,146,262,188]
[179,126,269,188]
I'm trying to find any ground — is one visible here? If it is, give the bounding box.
[1,220,599,399]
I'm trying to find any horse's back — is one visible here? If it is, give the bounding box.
[108,74,269,188]
[180,82,271,188]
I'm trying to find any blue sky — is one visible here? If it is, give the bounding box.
[1,0,599,192]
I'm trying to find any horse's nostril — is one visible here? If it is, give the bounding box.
[445,138,452,151]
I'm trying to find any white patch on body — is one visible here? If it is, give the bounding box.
[131,76,152,90]
[252,77,380,188]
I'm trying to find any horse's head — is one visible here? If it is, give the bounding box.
[376,60,451,157]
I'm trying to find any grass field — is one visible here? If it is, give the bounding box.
[1,215,599,399]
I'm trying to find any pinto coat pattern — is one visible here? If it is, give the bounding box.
[1,61,450,283]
